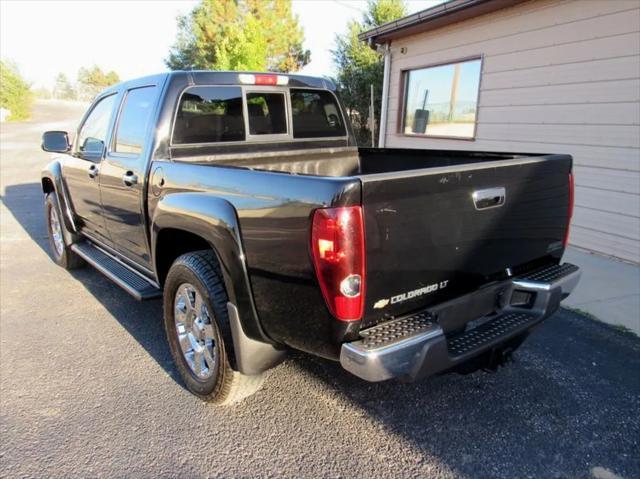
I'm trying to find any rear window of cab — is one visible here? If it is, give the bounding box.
[172,87,345,145]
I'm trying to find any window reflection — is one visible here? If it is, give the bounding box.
[403,58,481,139]
[115,86,157,154]
[173,86,245,144]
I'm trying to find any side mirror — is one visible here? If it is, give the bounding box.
[42,131,71,153]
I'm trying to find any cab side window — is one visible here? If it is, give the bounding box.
[77,94,117,159]
[114,86,157,155]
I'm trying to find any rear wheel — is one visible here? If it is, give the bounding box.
[44,193,84,270]
[163,250,264,404]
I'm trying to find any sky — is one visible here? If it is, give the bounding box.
[0,0,442,89]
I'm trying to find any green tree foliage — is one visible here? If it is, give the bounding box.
[76,65,120,101]
[0,61,33,121]
[34,87,52,100]
[332,0,406,145]
[53,73,76,100]
[166,0,310,72]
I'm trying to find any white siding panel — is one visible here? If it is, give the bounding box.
[476,79,640,107]
[573,207,640,241]
[481,56,640,91]
[574,186,640,217]
[391,32,640,76]
[573,166,640,194]
[484,32,640,73]
[476,123,640,148]
[569,225,640,262]
[479,103,640,126]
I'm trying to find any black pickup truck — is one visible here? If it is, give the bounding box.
[41,71,580,404]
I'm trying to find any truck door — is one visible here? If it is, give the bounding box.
[63,93,118,246]
[99,85,159,269]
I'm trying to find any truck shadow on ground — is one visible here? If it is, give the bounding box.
[3,182,639,478]
[287,307,640,478]
[1,183,178,382]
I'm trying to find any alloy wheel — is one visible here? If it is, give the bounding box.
[173,283,217,379]
[49,205,64,257]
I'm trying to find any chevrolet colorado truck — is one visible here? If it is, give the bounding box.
[41,71,581,404]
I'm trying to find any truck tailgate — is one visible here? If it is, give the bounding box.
[360,155,572,328]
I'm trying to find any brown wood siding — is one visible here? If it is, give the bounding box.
[384,0,640,263]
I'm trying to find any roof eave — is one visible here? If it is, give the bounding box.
[359,0,529,46]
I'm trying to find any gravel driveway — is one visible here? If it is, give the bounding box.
[1,101,638,478]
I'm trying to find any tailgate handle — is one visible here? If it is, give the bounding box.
[472,187,505,210]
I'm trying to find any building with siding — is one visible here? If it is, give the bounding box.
[360,0,640,264]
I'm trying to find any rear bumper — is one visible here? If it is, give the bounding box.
[340,263,581,382]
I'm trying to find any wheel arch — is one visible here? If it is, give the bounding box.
[42,177,55,194]
[151,192,270,346]
[152,192,285,375]
[154,228,212,286]
[41,159,78,238]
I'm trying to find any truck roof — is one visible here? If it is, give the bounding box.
[104,70,337,96]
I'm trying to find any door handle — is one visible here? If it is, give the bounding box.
[122,171,138,187]
[472,187,506,210]
[88,164,99,179]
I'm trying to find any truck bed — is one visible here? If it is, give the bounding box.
[174,146,538,178]
[172,146,571,332]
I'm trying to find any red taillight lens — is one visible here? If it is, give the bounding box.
[311,206,366,321]
[255,74,277,85]
[563,172,574,248]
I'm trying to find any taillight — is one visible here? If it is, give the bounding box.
[238,73,289,85]
[311,206,365,321]
[254,74,277,85]
[563,172,574,248]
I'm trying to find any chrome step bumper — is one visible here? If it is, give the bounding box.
[340,263,581,382]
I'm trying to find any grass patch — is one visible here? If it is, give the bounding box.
[566,307,637,337]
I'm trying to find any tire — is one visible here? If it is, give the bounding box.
[44,192,85,270]
[163,250,264,404]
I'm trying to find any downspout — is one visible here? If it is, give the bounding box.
[378,42,391,148]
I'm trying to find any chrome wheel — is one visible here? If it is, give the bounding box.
[49,205,64,257]
[174,283,217,379]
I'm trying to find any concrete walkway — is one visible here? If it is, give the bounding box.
[563,247,640,335]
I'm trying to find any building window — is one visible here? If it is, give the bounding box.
[402,58,481,139]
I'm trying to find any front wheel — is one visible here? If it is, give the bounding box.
[44,192,84,270]
[163,250,264,404]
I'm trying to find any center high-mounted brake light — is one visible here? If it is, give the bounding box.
[238,73,289,86]
[311,206,366,321]
[563,172,574,248]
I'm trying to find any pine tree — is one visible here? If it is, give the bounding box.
[165,0,310,72]
[332,0,406,145]
[76,66,120,101]
[53,73,75,100]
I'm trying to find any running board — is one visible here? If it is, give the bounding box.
[71,242,161,301]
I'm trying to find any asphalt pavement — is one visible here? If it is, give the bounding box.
[1,101,639,478]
